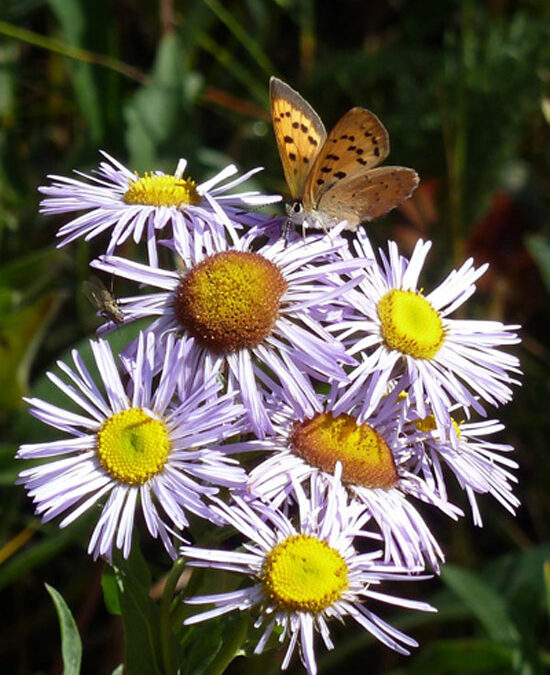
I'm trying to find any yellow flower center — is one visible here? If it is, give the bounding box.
[261,534,348,613]
[174,251,288,354]
[414,413,462,441]
[289,412,398,489]
[123,173,201,207]
[377,289,445,359]
[96,408,170,485]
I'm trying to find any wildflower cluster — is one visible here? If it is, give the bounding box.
[17,148,521,674]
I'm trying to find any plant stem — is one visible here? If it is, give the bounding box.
[160,557,187,675]
[202,614,249,675]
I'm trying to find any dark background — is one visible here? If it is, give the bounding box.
[0,1,549,673]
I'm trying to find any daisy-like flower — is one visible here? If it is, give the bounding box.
[39,151,281,266]
[404,411,519,526]
[92,225,371,437]
[182,468,436,675]
[16,332,248,560]
[243,385,459,570]
[331,233,521,438]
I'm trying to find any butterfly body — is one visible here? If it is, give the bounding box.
[270,77,419,231]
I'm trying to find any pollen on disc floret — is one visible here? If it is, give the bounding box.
[96,408,170,485]
[377,289,445,359]
[123,173,201,207]
[261,534,349,613]
[174,250,288,353]
[289,411,399,489]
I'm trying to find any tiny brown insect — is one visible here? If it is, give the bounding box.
[270,77,419,231]
[83,276,124,325]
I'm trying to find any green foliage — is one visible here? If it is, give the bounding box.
[45,583,83,675]
[113,546,164,675]
[0,0,548,673]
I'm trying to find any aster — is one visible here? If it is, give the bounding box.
[181,468,435,675]
[39,151,281,266]
[242,385,459,570]
[404,410,519,526]
[330,232,521,439]
[16,332,248,560]
[91,224,371,437]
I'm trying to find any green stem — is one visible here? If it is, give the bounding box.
[203,614,249,675]
[0,20,147,83]
[160,557,187,675]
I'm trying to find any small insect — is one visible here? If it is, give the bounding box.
[83,275,124,325]
[270,77,419,231]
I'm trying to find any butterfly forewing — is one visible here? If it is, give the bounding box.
[317,166,419,229]
[270,77,327,201]
[304,107,390,210]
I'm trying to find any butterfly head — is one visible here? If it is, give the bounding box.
[285,201,306,225]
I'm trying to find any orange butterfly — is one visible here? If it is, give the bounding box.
[270,77,419,231]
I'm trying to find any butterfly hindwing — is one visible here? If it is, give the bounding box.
[303,107,390,211]
[270,77,327,201]
[317,166,419,229]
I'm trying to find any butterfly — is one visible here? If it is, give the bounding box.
[270,77,419,231]
[83,275,124,325]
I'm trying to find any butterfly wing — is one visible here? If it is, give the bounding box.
[316,166,419,230]
[270,77,327,201]
[303,107,389,210]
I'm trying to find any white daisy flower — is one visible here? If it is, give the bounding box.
[39,151,281,265]
[182,468,435,675]
[16,332,248,560]
[91,224,371,437]
[331,232,521,438]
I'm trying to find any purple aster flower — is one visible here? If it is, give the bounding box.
[182,468,435,675]
[39,151,281,266]
[16,332,248,560]
[92,225,371,437]
[404,410,519,525]
[242,385,459,570]
[330,233,521,439]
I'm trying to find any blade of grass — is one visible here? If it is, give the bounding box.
[195,31,267,105]
[0,20,147,84]
[201,0,274,75]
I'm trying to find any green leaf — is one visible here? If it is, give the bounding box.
[113,546,163,675]
[177,613,249,675]
[45,583,83,675]
[441,565,520,644]
[47,0,103,141]
[101,566,121,616]
[124,32,200,170]
[0,290,65,416]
